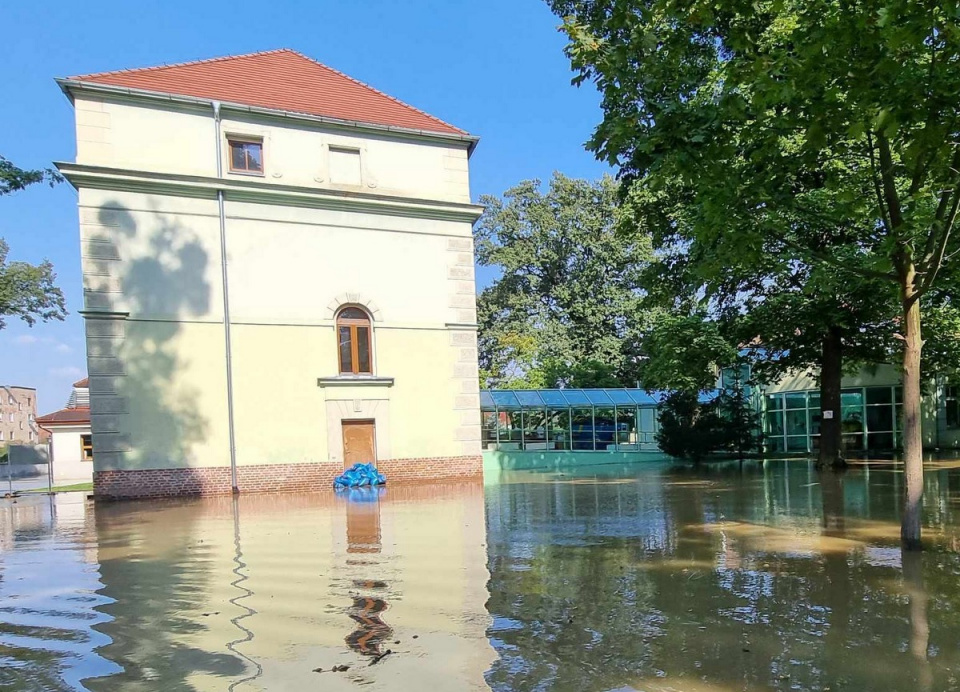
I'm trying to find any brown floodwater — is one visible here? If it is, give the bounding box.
[2,459,960,690]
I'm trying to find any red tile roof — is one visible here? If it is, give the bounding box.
[68,49,469,137]
[36,407,90,426]
[72,377,89,388]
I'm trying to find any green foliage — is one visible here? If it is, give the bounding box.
[0,156,62,196]
[0,239,66,329]
[476,173,655,388]
[639,314,737,392]
[656,385,761,462]
[550,0,960,312]
[655,391,725,461]
[542,358,622,388]
[0,156,66,329]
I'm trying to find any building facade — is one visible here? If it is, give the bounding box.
[0,386,40,445]
[761,365,960,454]
[35,377,93,484]
[57,50,483,499]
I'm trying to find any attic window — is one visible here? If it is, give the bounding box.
[229,138,263,174]
[329,146,361,186]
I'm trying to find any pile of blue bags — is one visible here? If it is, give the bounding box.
[334,462,386,490]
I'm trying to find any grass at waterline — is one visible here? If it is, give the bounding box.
[21,482,93,494]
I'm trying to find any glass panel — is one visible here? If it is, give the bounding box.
[606,389,635,405]
[866,387,893,405]
[356,326,371,373]
[584,389,614,405]
[895,404,904,431]
[867,432,895,450]
[767,437,785,453]
[615,407,637,445]
[866,404,894,432]
[808,394,821,410]
[245,142,263,171]
[561,390,592,406]
[539,390,569,407]
[765,410,784,436]
[479,391,496,409]
[515,390,545,407]
[894,386,903,403]
[481,411,498,450]
[786,409,807,436]
[629,390,660,405]
[497,411,522,444]
[547,409,570,450]
[638,407,657,444]
[338,326,353,373]
[491,391,522,409]
[841,407,865,434]
[571,409,594,450]
[522,409,546,448]
[785,393,807,410]
[230,142,246,170]
[766,394,784,411]
[786,436,808,452]
[594,408,616,450]
[809,408,822,436]
[841,390,864,408]
[338,307,368,321]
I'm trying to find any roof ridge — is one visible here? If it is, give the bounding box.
[283,49,469,136]
[69,48,295,81]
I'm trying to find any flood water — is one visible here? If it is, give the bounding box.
[3,459,960,690]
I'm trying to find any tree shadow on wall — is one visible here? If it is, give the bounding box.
[89,201,213,469]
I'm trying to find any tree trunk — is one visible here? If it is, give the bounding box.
[901,279,924,550]
[818,327,845,468]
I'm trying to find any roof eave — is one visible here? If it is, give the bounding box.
[56,78,480,152]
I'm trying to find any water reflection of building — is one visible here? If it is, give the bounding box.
[82,484,493,690]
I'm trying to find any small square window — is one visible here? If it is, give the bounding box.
[81,434,94,461]
[228,138,263,174]
[329,146,362,186]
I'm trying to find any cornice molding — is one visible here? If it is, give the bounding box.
[56,163,484,222]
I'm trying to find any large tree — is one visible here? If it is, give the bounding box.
[550,0,960,549]
[476,173,654,388]
[0,156,66,328]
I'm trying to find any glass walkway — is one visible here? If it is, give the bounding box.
[480,389,664,452]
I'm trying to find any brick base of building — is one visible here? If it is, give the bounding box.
[93,455,483,500]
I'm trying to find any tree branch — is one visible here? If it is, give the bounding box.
[867,129,894,234]
[876,131,905,230]
[919,176,960,295]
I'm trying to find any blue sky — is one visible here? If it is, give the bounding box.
[0,0,610,411]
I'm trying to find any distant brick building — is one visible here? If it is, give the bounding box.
[0,386,41,445]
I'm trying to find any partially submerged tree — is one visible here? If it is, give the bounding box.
[476,173,654,388]
[551,0,960,549]
[0,156,66,328]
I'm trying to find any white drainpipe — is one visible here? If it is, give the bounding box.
[212,101,239,493]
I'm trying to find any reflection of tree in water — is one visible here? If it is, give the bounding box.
[85,502,247,690]
[484,461,960,691]
[93,202,210,469]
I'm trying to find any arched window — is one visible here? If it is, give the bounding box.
[337,307,372,374]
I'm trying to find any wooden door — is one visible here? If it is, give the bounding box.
[342,420,376,468]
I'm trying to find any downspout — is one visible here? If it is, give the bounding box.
[213,101,239,493]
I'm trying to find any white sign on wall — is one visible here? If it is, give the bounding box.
[823,410,834,419]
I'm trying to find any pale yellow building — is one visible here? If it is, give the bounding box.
[56,49,484,499]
